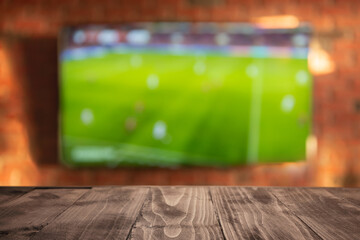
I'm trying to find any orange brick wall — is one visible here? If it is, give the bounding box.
[0,0,359,186]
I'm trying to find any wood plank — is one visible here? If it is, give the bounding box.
[35,187,92,189]
[0,187,33,205]
[210,187,321,240]
[130,186,224,240]
[272,187,360,240]
[31,186,149,240]
[0,188,88,239]
[326,187,360,206]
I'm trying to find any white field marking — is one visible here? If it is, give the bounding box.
[295,70,309,86]
[246,62,263,164]
[146,74,159,90]
[81,108,94,125]
[193,61,206,75]
[153,120,167,140]
[64,135,222,163]
[130,55,142,68]
[281,94,295,112]
[246,64,259,78]
[71,146,116,161]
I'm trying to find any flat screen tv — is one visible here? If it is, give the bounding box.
[60,22,312,167]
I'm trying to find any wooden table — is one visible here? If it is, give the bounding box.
[0,186,359,239]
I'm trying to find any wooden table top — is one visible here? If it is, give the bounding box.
[0,186,359,239]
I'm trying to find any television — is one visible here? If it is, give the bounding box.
[59,22,312,167]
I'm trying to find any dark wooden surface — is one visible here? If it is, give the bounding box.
[0,187,359,239]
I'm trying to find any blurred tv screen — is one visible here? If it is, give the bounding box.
[60,22,312,167]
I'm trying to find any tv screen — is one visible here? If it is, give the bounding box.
[60,23,311,167]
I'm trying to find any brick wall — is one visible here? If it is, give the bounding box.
[0,0,359,186]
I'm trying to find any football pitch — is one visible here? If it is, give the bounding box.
[60,50,311,167]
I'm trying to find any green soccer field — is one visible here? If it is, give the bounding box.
[60,50,311,167]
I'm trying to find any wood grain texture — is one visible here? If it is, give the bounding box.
[326,187,360,206]
[0,188,88,239]
[0,187,33,205]
[0,187,359,240]
[130,186,224,240]
[210,187,321,240]
[31,186,149,240]
[272,187,360,240]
